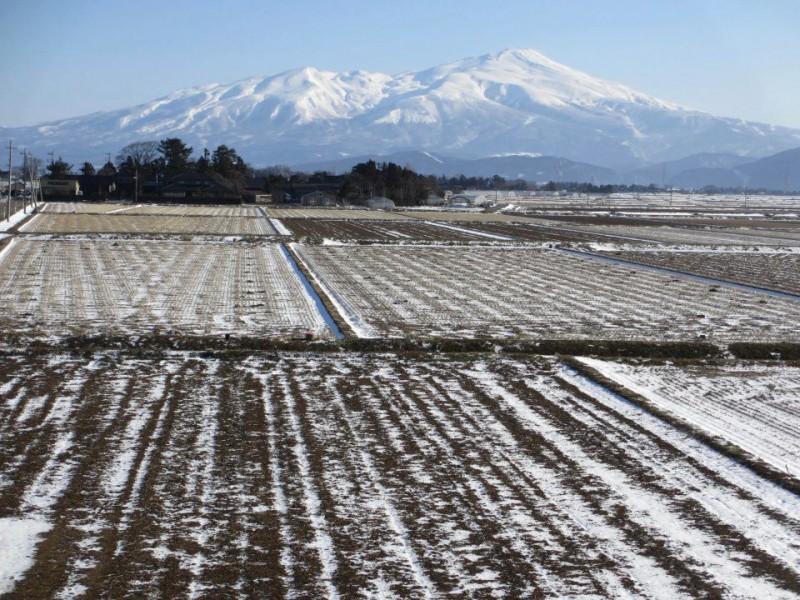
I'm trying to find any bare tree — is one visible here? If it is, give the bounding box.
[115,141,159,168]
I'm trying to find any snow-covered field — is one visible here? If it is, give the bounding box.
[38,202,130,214]
[0,239,330,338]
[592,248,800,295]
[544,221,800,245]
[403,210,544,223]
[40,202,261,217]
[506,192,800,210]
[296,244,800,341]
[1,199,800,598]
[0,353,798,598]
[20,213,275,236]
[577,357,800,480]
[282,218,516,242]
[263,207,414,220]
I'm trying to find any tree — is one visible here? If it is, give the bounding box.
[115,141,160,177]
[209,144,250,189]
[158,137,193,180]
[196,148,211,172]
[46,157,72,178]
[346,160,431,205]
[21,154,43,180]
[97,161,117,176]
[80,162,96,176]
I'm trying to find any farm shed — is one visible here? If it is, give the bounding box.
[366,196,395,210]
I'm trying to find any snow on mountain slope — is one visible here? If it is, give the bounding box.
[4,48,800,168]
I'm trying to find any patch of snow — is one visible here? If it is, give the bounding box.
[269,218,292,235]
[0,517,51,594]
[426,221,516,240]
[0,207,34,232]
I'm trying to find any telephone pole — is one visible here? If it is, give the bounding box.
[21,149,27,214]
[6,140,12,222]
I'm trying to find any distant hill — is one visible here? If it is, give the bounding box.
[624,153,753,186]
[295,151,617,184]
[734,147,800,192]
[296,147,800,192]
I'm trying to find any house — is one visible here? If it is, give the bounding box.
[41,178,81,197]
[301,191,339,206]
[242,177,271,204]
[159,171,241,204]
[75,175,116,200]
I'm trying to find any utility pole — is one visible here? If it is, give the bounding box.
[6,140,12,222]
[47,151,54,166]
[134,165,138,204]
[21,149,27,214]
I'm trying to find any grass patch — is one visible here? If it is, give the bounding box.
[728,343,800,361]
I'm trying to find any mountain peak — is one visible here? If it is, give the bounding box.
[492,47,561,67]
[5,49,800,168]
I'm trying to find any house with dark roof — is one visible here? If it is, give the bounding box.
[159,172,241,204]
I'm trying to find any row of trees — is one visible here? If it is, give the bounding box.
[43,138,253,192]
[341,160,438,205]
[113,139,252,190]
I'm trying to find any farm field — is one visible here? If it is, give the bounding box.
[504,192,800,210]
[458,221,622,244]
[548,222,800,245]
[1,353,799,598]
[1,199,800,598]
[263,207,414,221]
[40,202,262,218]
[0,238,329,338]
[20,213,275,236]
[295,243,800,341]
[39,202,131,214]
[593,249,800,296]
[281,218,507,242]
[534,213,800,229]
[403,210,545,223]
[101,204,262,218]
[575,357,800,482]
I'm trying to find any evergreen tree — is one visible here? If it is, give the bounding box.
[80,162,96,176]
[46,157,72,178]
[97,161,117,176]
[196,148,211,172]
[158,137,193,180]
[210,145,250,189]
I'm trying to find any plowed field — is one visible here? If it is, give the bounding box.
[20,214,274,236]
[594,249,800,295]
[1,353,798,598]
[0,239,329,338]
[295,244,800,341]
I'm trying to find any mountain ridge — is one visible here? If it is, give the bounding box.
[4,48,800,169]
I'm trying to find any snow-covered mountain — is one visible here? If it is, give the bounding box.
[4,48,800,168]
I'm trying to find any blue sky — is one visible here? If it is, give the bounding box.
[1,0,798,127]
